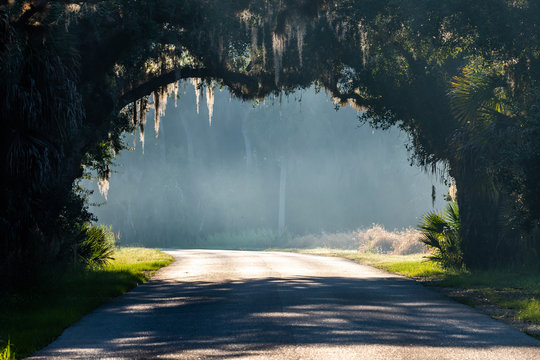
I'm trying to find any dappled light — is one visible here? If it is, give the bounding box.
[3,0,540,356]
[28,250,540,359]
[3,0,540,281]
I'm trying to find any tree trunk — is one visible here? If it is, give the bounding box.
[180,115,194,163]
[278,158,287,235]
[452,164,502,269]
[241,119,253,169]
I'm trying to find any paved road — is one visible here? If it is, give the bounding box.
[30,250,540,359]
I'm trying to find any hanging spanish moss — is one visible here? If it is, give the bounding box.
[153,86,170,138]
[153,90,161,139]
[191,78,201,114]
[139,97,148,153]
[173,81,179,107]
[296,23,306,67]
[132,101,138,148]
[272,32,285,85]
[206,83,215,126]
[98,172,110,200]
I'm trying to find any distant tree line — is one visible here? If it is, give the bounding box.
[1,0,540,287]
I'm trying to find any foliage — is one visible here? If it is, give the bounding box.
[0,339,15,360]
[449,59,540,266]
[518,299,540,324]
[77,224,116,267]
[2,0,540,279]
[418,202,463,269]
[297,250,447,279]
[0,0,133,289]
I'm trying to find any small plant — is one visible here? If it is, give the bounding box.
[77,224,116,267]
[0,339,16,360]
[418,201,463,269]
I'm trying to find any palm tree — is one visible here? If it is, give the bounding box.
[418,201,463,269]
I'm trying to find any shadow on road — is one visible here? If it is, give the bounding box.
[40,274,537,358]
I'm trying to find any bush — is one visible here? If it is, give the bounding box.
[418,202,463,269]
[393,228,427,255]
[77,224,116,267]
[356,225,426,255]
[281,225,427,254]
[368,236,395,254]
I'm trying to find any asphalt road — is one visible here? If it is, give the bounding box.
[29,250,540,359]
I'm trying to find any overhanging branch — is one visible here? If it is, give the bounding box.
[118,67,276,110]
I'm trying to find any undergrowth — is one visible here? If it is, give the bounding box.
[0,247,173,358]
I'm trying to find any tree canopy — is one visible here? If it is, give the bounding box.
[2,0,540,283]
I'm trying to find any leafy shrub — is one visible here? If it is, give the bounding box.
[77,224,116,267]
[418,202,463,269]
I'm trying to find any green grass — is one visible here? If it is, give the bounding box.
[294,249,449,278]
[0,340,14,360]
[439,269,540,326]
[291,248,540,328]
[519,299,540,323]
[0,247,173,359]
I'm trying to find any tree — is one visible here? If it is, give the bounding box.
[2,0,540,281]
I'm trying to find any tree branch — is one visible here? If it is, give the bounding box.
[117,67,276,109]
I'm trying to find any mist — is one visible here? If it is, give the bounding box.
[86,84,443,248]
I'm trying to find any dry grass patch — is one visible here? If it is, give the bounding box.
[283,225,428,255]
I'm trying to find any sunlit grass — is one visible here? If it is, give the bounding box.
[295,249,447,278]
[519,299,540,323]
[0,247,173,359]
[0,339,14,360]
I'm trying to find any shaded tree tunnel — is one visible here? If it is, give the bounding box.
[2,0,540,287]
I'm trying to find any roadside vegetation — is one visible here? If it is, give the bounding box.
[189,224,426,253]
[295,248,540,338]
[0,247,173,359]
[286,200,540,338]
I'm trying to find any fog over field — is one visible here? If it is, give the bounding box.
[86,84,443,248]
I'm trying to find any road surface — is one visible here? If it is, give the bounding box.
[30,250,540,359]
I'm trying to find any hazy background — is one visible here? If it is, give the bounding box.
[85,83,444,248]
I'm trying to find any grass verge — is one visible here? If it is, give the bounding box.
[292,248,540,337]
[0,247,174,359]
